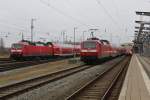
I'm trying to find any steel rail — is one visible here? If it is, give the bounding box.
[0,57,71,72]
[0,58,10,61]
[0,60,51,72]
[101,57,130,100]
[66,56,130,100]
[0,64,95,99]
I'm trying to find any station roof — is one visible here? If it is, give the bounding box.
[134,11,150,44]
[135,26,150,30]
[136,11,150,16]
[135,21,150,25]
[135,30,149,33]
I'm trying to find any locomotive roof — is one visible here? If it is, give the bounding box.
[87,37,100,40]
[86,37,110,44]
[14,40,53,46]
[83,39,110,44]
[100,40,110,44]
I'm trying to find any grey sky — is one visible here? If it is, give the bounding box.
[0,0,149,47]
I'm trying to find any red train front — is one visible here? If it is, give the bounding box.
[80,37,123,62]
[80,37,112,61]
[10,43,24,58]
[10,40,53,60]
[80,38,100,61]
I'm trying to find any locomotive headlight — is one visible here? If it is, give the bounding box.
[11,49,22,52]
[11,50,16,52]
[81,50,97,52]
[88,50,97,52]
[16,50,22,52]
[81,50,88,52]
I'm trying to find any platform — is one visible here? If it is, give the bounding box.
[119,54,150,100]
[138,55,150,78]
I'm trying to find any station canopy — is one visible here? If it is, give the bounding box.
[134,11,150,44]
[135,21,150,25]
[135,26,150,30]
[136,11,150,16]
[135,30,149,34]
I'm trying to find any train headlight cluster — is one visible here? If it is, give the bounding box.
[81,50,97,52]
[11,49,22,52]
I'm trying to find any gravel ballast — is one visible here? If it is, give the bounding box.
[9,57,124,100]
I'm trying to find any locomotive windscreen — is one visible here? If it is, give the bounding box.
[83,41,96,49]
[11,44,23,49]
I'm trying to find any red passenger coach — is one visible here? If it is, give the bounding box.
[53,43,73,56]
[52,43,80,56]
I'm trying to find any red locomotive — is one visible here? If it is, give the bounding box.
[10,40,80,60]
[80,37,125,62]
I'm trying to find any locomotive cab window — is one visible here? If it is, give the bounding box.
[11,44,23,49]
[83,41,96,49]
[36,43,44,46]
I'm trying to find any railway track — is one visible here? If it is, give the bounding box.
[0,58,10,61]
[0,57,71,72]
[0,60,49,72]
[0,56,116,72]
[0,60,16,64]
[0,63,98,99]
[0,58,11,63]
[66,56,130,100]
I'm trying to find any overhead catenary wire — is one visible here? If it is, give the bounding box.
[0,16,29,33]
[40,0,92,28]
[96,0,117,24]
[112,0,120,18]
[111,0,127,33]
[0,19,28,30]
[40,0,122,31]
[0,22,28,33]
[0,13,31,33]
[0,19,42,35]
[95,0,122,30]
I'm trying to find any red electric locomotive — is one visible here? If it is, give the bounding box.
[10,40,53,59]
[80,37,123,62]
[10,40,80,60]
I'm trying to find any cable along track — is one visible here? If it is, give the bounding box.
[0,57,70,72]
[0,60,51,72]
[66,56,130,100]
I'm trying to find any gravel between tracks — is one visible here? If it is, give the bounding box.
[8,56,124,100]
[0,58,83,87]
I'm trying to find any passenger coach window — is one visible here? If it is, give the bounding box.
[83,42,96,49]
